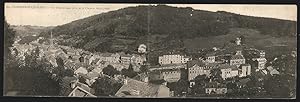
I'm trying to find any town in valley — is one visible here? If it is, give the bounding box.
[4,4,297,98]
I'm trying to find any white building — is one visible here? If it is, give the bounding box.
[158,54,191,65]
[239,64,251,77]
[138,44,147,54]
[229,50,245,67]
[252,51,267,70]
[219,64,239,79]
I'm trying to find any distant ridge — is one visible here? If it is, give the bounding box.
[38,5,296,54]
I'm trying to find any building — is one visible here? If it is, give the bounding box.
[252,51,267,71]
[119,52,132,64]
[266,66,280,76]
[115,78,170,97]
[229,50,245,67]
[84,54,96,65]
[150,64,185,83]
[182,56,192,64]
[98,53,121,64]
[74,67,88,75]
[204,52,216,63]
[161,69,181,83]
[138,44,147,54]
[68,85,96,97]
[205,82,227,94]
[219,64,239,79]
[131,54,147,65]
[158,54,191,65]
[187,60,217,81]
[239,64,251,77]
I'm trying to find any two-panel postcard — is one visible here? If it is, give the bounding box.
[3,2,297,99]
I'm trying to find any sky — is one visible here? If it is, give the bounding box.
[4,3,297,26]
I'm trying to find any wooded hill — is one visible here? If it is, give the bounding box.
[38,5,296,54]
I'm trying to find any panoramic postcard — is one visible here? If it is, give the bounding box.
[3,3,297,98]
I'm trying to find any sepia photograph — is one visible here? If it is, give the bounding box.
[3,3,297,98]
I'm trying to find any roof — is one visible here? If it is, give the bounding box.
[231,55,245,60]
[86,72,100,80]
[218,64,238,70]
[74,67,88,75]
[187,60,205,68]
[91,58,100,65]
[205,63,219,68]
[150,64,186,71]
[67,62,88,71]
[270,69,280,75]
[262,69,268,75]
[240,64,251,66]
[133,73,148,81]
[253,70,267,79]
[119,52,132,57]
[115,78,168,97]
[64,60,77,69]
[205,52,216,57]
[267,66,280,75]
[68,86,96,97]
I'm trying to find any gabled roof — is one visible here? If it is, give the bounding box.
[267,66,280,75]
[68,86,96,97]
[218,64,238,70]
[231,55,245,60]
[132,73,148,81]
[115,78,168,97]
[187,60,205,68]
[86,72,100,80]
[205,52,216,57]
[91,58,100,65]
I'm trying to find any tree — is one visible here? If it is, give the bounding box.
[91,77,122,96]
[102,65,120,77]
[121,64,138,78]
[263,74,290,98]
[175,79,189,96]
[4,20,16,58]
[210,69,223,83]
[54,57,66,77]
[190,75,209,95]
[139,65,149,73]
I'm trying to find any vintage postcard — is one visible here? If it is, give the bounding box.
[3,3,297,98]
